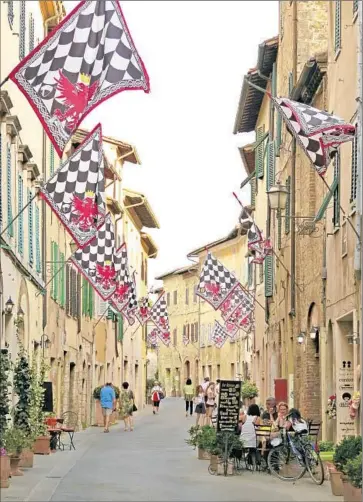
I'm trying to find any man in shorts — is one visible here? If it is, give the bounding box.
[100,382,116,433]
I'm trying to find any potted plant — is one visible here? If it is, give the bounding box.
[0,350,11,488]
[214,432,241,476]
[93,385,120,427]
[196,425,216,460]
[4,426,32,476]
[29,357,50,455]
[342,452,362,502]
[13,351,34,468]
[241,381,259,404]
[185,425,202,449]
[330,436,362,496]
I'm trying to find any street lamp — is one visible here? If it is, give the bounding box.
[297,332,305,344]
[267,182,289,211]
[4,297,14,315]
[16,307,25,324]
[310,327,319,340]
[39,334,51,355]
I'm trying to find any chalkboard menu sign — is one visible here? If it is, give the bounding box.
[217,380,242,432]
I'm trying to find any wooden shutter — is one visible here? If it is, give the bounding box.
[250,177,256,208]
[88,284,93,318]
[7,144,13,237]
[314,178,339,222]
[350,132,358,203]
[264,255,274,297]
[333,153,340,227]
[277,209,282,250]
[51,242,55,299]
[28,12,34,52]
[191,324,194,343]
[28,189,34,266]
[35,206,41,273]
[334,0,341,53]
[0,133,2,230]
[54,243,59,301]
[285,177,291,234]
[82,278,87,316]
[66,264,71,315]
[266,141,276,191]
[276,112,282,156]
[255,126,265,179]
[288,72,293,97]
[19,1,26,59]
[117,314,123,342]
[18,175,24,255]
[248,261,253,287]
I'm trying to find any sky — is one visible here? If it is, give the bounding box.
[66,1,278,284]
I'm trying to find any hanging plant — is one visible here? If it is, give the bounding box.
[241,381,259,400]
[13,351,32,435]
[0,350,12,448]
[29,356,48,438]
[326,394,337,420]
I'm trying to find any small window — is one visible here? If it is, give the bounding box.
[185,288,189,305]
[167,292,170,307]
[173,290,177,305]
[194,322,199,342]
[173,328,177,347]
[191,323,194,342]
[193,285,197,303]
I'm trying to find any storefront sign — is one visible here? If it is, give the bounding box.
[337,360,355,439]
[217,380,242,432]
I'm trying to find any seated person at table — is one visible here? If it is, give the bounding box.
[285,408,308,434]
[240,404,261,448]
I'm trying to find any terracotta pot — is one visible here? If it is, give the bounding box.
[342,480,362,502]
[329,467,344,496]
[33,436,50,455]
[19,447,34,468]
[197,447,211,460]
[0,455,10,488]
[9,456,23,476]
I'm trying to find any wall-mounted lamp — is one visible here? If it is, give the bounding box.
[297,332,305,344]
[4,297,15,315]
[267,182,289,211]
[39,334,51,352]
[16,307,25,324]
[310,327,319,340]
[347,333,360,345]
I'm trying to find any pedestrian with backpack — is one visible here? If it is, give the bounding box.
[151,381,164,415]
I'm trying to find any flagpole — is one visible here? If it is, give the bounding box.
[0,76,9,89]
[0,194,37,237]
[35,258,68,297]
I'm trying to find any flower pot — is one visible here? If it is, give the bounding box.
[9,456,23,476]
[342,480,362,502]
[19,447,34,468]
[320,451,334,462]
[210,454,219,472]
[0,455,10,488]
[217,459,234,476]
[329,467,344,496]
[197,447,211,460]
[33,435,50,455]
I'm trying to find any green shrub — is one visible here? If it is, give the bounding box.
[344,452,362,489]
[93,385,120,399]
[185,425,202,449]
[0,350,11,448]
[13,352,32,435]
[4,427,32,457]
[318,440,335,452]
[333,436,362,472]
[242,381,258,400]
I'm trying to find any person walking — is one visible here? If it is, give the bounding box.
[183,378,194,417]
[119,381,135,432]
[100,382,116,433]
[151,381,163,415]
[205,382,216,425]
[194,385,206,426]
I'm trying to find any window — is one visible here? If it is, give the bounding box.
[19,1,26,60]
[70,268,79,317]
[173,328,177,346]
[285,176,291,234]
[334,0,342,54]
[191,323,194,342]
[28,12,34,52]
[264,255,274,297]
[350,130,358,203]
[49,144,55,176]
[167,292,170,307]
[333,153,340,227]
[267,141,276,191]
[28,190,33,266]
[51,242,58,300]
[18,175,24,255]
[35,206,41,273]
[173,290,177,305]
[255,125,265,178]
[185,288,189,305]
[194,322,199,342]
[7,144,13,237]
[66,265,71,315]
[193,285,197,303]
[248,261,253,287]
[342,221,347,257]
[187,324,190,341]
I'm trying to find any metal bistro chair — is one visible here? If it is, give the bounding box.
[253,423,273,472]
[307,420,321,449]
[60,411,78,451]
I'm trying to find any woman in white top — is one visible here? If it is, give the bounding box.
[194,385,206,426]
[240,404,261,448]
[151,382,163,415]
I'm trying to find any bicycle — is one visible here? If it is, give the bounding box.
[267,429,324,484]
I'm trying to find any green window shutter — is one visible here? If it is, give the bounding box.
[54,243,59,301]
[255,126,265,178]
[19,1,26,60]
[60,252,65,307]
[333,154,340,227]
[314,177,339,222]
[51,242,54,298]
[288,72,294,97]
[107,306,114,320]
[35,206,41,273]
[82,278,87,316]
[266,141,276,191]
[250,178,256,208]
[285,176,291,234]
[271,62,277,98]
[350,133,358,202]
[276,112,282,156]
[88,286,93,318]
[18,176,24,255]
[353,0,358,14]
[7,144,13,237]
[117,314,123,342]
[264,255,274,297]
[50,144,55,176]
[334,0,341,53]
[28,189,34,266]
[277,209,282,250]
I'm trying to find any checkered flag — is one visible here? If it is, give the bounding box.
[273,98,355,176]
[150,294,170,334]
[196,252,238,310]
[109,244,133,313]
[41,124,105,248]
[70,213,117,300]
[155,328,171,347]
[228,306,254,334]
[147,328,159,349]
[219,283,254,322]
[211,321,229,349]
[250,238,272,264]
[135,296,152,326]
[121,271,138,326]
[9,1,150,157]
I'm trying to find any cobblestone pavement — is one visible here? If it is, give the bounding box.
[2,399,343,502]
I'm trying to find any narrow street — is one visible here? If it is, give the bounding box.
[3,399,341,502]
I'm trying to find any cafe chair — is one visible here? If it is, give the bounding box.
[60,411,78,450]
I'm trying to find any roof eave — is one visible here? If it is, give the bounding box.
[187,226,247,257]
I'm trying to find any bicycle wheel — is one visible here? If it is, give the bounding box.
[305,446,324,485]
[268,445,306,482]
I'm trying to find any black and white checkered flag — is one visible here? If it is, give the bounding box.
[219,283,254,322]
[135,296,152,326]
[196,252,238,310]
[9,1,150,157]
[121,271,138,326]
[70,214,117,300]
[109,244,133,313]
[41,124,105,248]
[211,321,229,349]
[150,294,170,334]
[273,98,355,176]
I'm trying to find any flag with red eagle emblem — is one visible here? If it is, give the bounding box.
[109,244,132,313]
[219,283,254,322]
[228,306,254,334]
[121,271,138,326]
[147,328,159,348]
[249,238,273,264]
[150,294,170,335]
[211,321,229,348]
[41,124,105,248]
[135,296,152,326]
[196,252,238,310]
[70,214,117,300]
[156,328,171,347]
[9,1,150,157]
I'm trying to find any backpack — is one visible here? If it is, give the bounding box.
[152,391,160,402]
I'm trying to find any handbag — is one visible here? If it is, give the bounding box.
[158,391,164,400]
[132,403,138,412]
